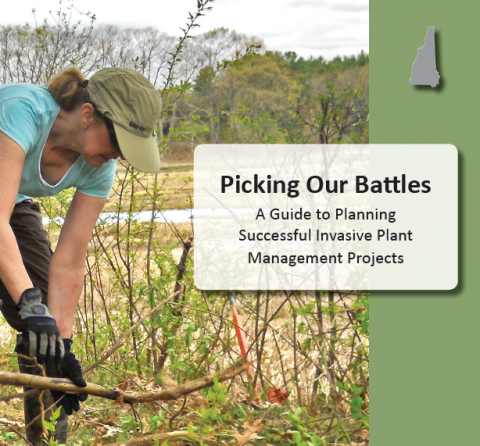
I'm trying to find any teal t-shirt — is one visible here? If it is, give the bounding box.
[0,83,116,204]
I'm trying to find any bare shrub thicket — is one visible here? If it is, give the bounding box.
[0,19,259,87]
[36,176,369,441]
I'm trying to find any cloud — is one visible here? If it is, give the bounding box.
[324,1,369,12]
[329,4,369,12]
[261,18,369,59]
[284,0,318,7]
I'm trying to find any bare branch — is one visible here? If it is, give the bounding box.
[0,359,249,404]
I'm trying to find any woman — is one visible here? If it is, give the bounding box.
[0,66,162,444]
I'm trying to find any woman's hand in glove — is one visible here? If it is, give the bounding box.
[17,287,64,364]
[49,339,88,415]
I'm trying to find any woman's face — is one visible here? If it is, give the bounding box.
[80,109,124,168]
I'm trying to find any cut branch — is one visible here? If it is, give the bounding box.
[0,359,249,404]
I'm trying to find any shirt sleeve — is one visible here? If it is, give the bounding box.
[0,97,38,153]
[76,160,117,199]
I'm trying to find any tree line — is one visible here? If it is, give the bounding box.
[0,21,369,148]
[165,49,369,147]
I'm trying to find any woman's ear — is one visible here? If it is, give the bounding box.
[79,103,97,128]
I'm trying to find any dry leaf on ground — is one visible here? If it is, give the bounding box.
[233,421,265,445]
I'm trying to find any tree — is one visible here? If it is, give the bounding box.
[280,66,369,144]
[212,52,301,142]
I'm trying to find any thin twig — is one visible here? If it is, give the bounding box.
[10,425,33,446]
[83,290,182,374]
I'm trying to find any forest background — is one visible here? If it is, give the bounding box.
[0,2,369,445]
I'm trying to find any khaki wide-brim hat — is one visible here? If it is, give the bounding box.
[88,67,163,173]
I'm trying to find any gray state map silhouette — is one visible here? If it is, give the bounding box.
[410,26,440,88]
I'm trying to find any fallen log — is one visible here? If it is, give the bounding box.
[0,359,249,404]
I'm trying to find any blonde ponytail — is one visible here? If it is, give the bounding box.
[46,67,88,111]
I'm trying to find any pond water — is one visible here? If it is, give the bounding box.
[42,207,246,226]
[42,209,193,226]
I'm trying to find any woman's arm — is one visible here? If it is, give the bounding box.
[0,131,34,301]
[47,191,107,338]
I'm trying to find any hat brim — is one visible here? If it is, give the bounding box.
[113,123,161,173]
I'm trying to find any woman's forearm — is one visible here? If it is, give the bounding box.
[0,221,33,303]
[47,253,85,338]
[45,192,107,339]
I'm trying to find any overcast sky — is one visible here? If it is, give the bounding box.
[1,0,369,60]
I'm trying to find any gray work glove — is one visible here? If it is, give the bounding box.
[17,287,65,364]
[50,339,88,415]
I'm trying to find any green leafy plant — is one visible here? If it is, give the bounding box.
[42,407,61,445]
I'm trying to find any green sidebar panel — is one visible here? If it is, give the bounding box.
[370,2,479,445]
